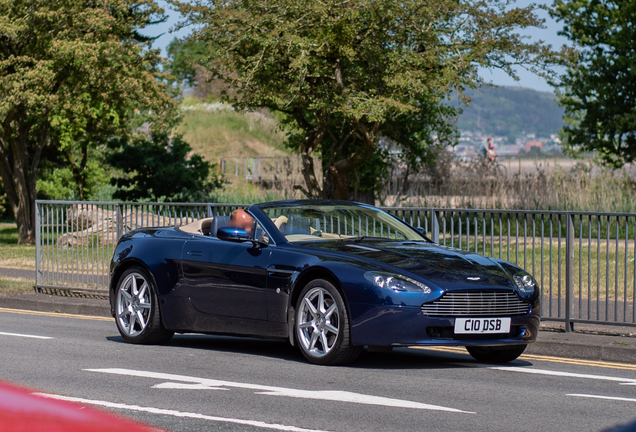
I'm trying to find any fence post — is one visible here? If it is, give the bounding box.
[116,203,123,241]
[565,213,574,332]
[431,210,440,244]
[35,200,41,287]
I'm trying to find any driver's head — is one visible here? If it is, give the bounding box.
[229,209,254,236]
[487,138,493,148]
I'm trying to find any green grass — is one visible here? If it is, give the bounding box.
[0,223,36,269]
[0,277,34,295]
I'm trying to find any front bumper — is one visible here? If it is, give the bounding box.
[348,302,540,347]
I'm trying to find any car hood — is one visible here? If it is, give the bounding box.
[303,240,518,290]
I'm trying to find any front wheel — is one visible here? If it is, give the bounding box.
[466,345,527,363]
[114,266,174,345]
[295,279,362,365]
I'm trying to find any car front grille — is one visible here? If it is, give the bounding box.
[421,291,530,317]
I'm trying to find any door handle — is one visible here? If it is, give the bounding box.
[187,250,203,257]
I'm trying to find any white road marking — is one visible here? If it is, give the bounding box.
[153,383,228,391]
[491,367,636,385]
[568,394,636,403]
[34,393,332,432]
[253,387,461,411]
[86,368,474,414]
[0,331,52,340]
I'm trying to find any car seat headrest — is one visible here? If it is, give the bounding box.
[209,216,230,237]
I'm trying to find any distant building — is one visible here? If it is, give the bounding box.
[525,140,543,153]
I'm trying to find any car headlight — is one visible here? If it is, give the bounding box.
[513,273,538,300]
[364,272,431,294]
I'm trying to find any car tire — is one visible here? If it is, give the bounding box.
[114,266,174,345]
[295,279,362,365]
[466,345,527,363]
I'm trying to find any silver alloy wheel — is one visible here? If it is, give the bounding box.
[116,272,152,337]
[297,287,340,358]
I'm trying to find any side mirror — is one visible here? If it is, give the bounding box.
[416,227,425,235]
[217,226,250,242]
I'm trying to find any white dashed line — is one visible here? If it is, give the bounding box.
[490,367,636,385]
[568,394,636,403]
[35,393,333,432]
[0,331,52,340]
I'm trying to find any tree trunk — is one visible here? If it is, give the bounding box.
[294,127,325,199]
[297,151,323,198]
[348,168,375,204]
[13,190,36,244]
[0,153,37,244]
[323,166,350,200]
[0,120,49,245]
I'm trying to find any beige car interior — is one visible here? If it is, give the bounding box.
[178,214,355,241]
[178,217,215,236]
[178,215,289,237]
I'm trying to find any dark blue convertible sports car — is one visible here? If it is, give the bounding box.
[109,200,540,365]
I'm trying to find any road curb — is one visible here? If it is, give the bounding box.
[526,337,636,364]
[0,293,111,318]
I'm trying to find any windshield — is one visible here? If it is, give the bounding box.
[258,204,424,243]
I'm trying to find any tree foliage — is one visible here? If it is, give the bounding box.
[36,143,114,201]
[172,0,564,201]
[0,0,175,243]
[167,38,209,87]
[552,0,636,167]
[167,37,233,100]
[107,132,222,202]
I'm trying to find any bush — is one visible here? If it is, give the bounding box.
[108,132,223,202]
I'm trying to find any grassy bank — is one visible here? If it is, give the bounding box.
[176,101,289,164]
[0,277,34,295]
[0,223,35,269]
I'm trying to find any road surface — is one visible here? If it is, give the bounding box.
[0,307,634,432]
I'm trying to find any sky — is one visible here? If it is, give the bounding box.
[143,0,571,94]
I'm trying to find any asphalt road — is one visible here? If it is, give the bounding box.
[1,308,635,432]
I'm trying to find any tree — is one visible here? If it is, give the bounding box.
[167,37,232,100]
[171,0,563,200]
[551,0,636,167]
[167,38,209,88]
[36,142,114,201]
[107,132,222,202]
[0,0,175,243]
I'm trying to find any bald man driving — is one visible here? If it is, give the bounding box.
[228,209,255,237]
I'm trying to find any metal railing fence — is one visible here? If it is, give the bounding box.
[36,200,636,329]
[35,201,244,295]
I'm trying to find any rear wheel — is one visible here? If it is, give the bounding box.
[295,279,362,365]
[114,267,174,344]
[466,345,527,363]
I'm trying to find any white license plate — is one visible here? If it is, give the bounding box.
[454,318,511,334]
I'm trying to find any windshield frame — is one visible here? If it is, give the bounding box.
[251,200,430,245]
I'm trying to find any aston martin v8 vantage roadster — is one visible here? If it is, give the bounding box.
[109,200,540,365]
